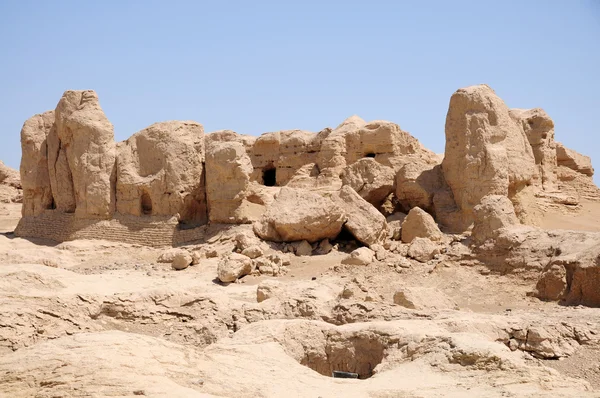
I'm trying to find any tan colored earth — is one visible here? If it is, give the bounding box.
[2,200,600,397]
[3,85,600,397]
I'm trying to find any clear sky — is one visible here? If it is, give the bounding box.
[1,1,599,183]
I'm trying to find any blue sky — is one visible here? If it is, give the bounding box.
[1,1,599,183]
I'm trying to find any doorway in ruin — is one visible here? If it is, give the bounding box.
[141,192,153,215]
[262,165,277,187]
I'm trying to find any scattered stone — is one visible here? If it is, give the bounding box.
[191,251,203,265]
[206,249,219,258]
[293,240,313,256]
[157,248,187,264]
[401,207,442,244]
[217,253,253,283]
[407,238,440,263]
[241,245,263,259]
[171,252,192,270]
[341,247,375,266]
[316,239,333,255]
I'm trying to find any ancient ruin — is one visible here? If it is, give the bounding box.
[15,85,598,244]
[3,84,600,397]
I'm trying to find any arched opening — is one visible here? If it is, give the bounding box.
[141,192,153,215]
[47,197,56,210]
[262,166,277,187]
[364,152,376,158]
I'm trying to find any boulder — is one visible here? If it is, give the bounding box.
[157,248,187,263]
[400,207,442,244]
[387,212,406,241]
[393,287,457,310]
[293,240,313,256]
[334,185,387,247]
[316,239,334,255]
[340,158,395,207]
[535,264,567,301]
[19,111,54,216]
[442,85,537,229]
[116,121,207,226]
[253,187,346,243]
[171,252,192,270]
[555,142,594,177]
[217,253,253,283]
[396,163,443,213]
[48,90,116,218]
[341,247,375,265]
[407,238,440,263]
[472,195,520,243]
[205,141,254,223]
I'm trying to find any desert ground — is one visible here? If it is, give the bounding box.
[2,198,600,397]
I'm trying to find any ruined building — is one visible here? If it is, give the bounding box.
[16,85,599,246]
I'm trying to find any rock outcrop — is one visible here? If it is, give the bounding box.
[205,141,254,223]
[340,158,395,208]
[116,121,206,225]
[14,85,600,252]
[556,143,594,177]
[511,108,557,190]
[19,112,54,215]
[49,90,116,218]
[442,85,537,229]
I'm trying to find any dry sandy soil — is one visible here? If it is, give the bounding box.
[2,202,600,397]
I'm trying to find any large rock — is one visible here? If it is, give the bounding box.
[511,108,557,190]
[340,158,395,207]
[47,90,116,218]
[555,142,594,177]
[205,141,254,223]
[400,207,442,244]
[19,111,54,216]
[396,163,443,213]
[535,264,567,301]
[217,253,253,283]
[254,187,346,242]
[442,85,537,229]
[407,237,440,263]
[472,195,520,243]
[116,121,206,225]
[171,252,192,270]
[334,185,387,247]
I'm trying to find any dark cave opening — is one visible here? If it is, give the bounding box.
[263,166,277,187]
